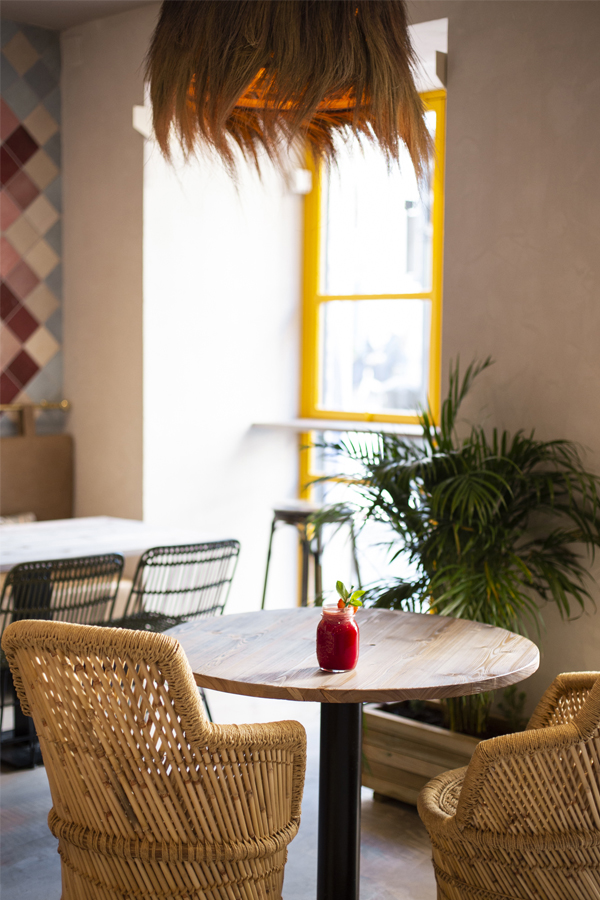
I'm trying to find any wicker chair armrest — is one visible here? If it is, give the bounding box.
[208,718,307,753]
[418,766,468,834]
[526,671,599,730]
[204,719,307,822]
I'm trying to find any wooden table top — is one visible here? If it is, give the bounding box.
[168,608,539,704]
[0,516,233,572]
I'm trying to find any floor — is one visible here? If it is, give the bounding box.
[0,690,436,900]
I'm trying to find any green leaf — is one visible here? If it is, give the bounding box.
[336,580,349,601]
[311,355,600,664]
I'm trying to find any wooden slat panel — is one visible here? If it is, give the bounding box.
[363,730,474,774]
[0,434,73,521]
[364,706,479,755]
[362,773,423,806]
[363,763,430,800]
[363,743,450,779]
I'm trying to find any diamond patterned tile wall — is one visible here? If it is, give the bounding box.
[1,21,62,434]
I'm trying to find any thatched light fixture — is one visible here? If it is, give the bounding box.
[147,0,433,176]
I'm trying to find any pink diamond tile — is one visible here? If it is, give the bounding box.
[0,370,21,403]
[0,237,21,278]
[5,169,40,210]
[0,99,20,142]
[6,348,39,388]
[6,303,38,342]
[0,322,21,368]
[0,190,22,230]
[4,259,39,300]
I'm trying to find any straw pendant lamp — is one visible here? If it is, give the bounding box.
[146,0,433,176]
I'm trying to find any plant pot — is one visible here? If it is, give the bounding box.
[362,702,480,806]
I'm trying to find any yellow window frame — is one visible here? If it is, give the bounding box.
[298,90,446,497]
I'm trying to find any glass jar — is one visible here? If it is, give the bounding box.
[316,604,360,672]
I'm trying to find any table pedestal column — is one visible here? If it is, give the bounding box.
[317,702,362,900]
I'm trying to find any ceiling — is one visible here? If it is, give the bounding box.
[1,0,155,31]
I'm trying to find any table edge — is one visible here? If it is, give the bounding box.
[192,649,540,703]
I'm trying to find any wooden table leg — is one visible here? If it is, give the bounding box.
[317,703,362,900]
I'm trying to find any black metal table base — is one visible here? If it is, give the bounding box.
[0,729,43,768]
[317,702,362,900]
[0,691,42,769]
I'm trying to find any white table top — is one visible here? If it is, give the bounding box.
[0,516,234,571]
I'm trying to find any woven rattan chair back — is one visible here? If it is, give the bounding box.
[118,540,240,632]
[1,619,306,900]
[0,554,124,631]
[418,672,600,900]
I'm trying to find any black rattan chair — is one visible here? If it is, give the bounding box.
[115,540,240,633]
[0,553,124,767]
[114,541,240,721]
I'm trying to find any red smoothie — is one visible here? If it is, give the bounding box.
[316,605,359,672]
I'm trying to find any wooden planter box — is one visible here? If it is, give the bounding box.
[362,703,480,806]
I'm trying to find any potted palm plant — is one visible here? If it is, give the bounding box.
[313,358,600,803]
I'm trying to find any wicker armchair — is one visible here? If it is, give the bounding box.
[418,672,600,900]
[2,619,307,900]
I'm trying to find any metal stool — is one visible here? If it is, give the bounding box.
[261,501,322,608]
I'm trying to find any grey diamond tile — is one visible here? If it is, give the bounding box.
[3,77,39,119]
[45,307,62,342]
[0,414,20,437]
[42,85,60,123]
[1,53,18,92]
[45,262,62,298]
[43,131,61,167]
[44,174,62,213]
[0,20,20,48]
[21,25,55,56]
[44,219,62,256]
[41,42,60,80]
[24,60,57,100]
[22,350,62,403]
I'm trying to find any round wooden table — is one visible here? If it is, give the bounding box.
[168,607,539,900]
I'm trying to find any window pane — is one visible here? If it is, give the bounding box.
[322,111,436,296]
[313,430,382,480]
[312,477,420,601]
[319,299,431,415]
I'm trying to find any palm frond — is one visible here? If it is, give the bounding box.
[311,356,600,650]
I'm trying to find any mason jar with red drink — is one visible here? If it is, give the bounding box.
[316,581,365,673]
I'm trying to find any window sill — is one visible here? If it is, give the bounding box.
[252,418,422,436]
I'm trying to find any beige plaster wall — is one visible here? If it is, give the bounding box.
[408,0,600,709]
[61,4,159,518]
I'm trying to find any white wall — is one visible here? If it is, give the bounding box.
[62,1,304,610]
[143,145,303,613]
[62,4,159,519]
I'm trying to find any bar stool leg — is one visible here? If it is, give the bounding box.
[261,517,277,610]
[199,688,213,722]
[300,524,310,607]
[314,525,323,603]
